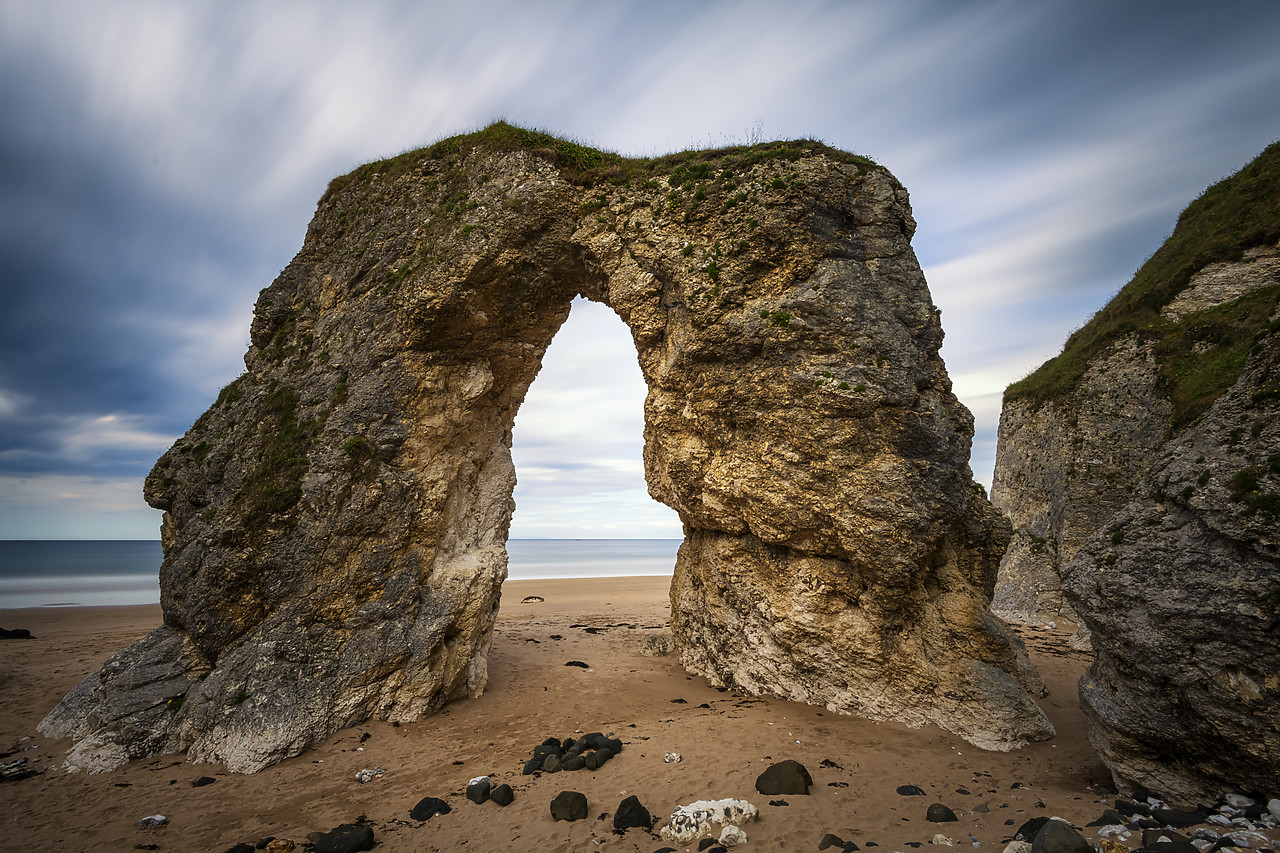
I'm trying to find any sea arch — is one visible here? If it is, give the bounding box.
[41,129,1053,773]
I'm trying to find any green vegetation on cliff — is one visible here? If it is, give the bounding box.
[1006,140,1280,428]
[325,120,880,197]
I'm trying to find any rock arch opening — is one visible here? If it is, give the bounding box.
[41,133,1054,774]
[509,296,680,544]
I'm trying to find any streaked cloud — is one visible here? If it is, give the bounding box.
[1,0,1278,537]
[0,474,157,539]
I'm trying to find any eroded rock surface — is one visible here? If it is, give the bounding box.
[1063,327,1280,805]
[40,125,1048,773]
[990,335,1171,627]
[992,140,1280,802]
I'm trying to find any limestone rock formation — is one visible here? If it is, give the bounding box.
[992,140,1280,802]
[40,123,1049,773]
[1063,326,1279,805]
[992,143,1280,628]
[990,335,1170,626]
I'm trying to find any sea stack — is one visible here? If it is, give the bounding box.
[39,122,1050,773]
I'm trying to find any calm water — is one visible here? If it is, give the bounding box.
[0,539,679,609]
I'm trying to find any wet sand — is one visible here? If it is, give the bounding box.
[0,576,1111,852]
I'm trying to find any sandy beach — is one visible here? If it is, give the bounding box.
[1,576,1112,852]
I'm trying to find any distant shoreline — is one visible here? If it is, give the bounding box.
[0,540,681,609]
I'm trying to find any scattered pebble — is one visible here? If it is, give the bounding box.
[614,794,652,831]
[928,804,959,823]
[409,796,451,821]
[754,760,811,795]
[138,814,167,828]
[465,776,492,804]
[309,822,374,853]
[550,790,588,822]
[1031,819,1091,853]
[665,752,683,763]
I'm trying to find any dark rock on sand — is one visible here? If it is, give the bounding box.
[614,794,652,831]
[192,776,217,787]
[1150,809,1204,828]
[565,661,590,668]
[1087,809,1125,827]
[1240,803,1268,820]
[466,777,492,804]
[543,753,562,773]
[898,785,927,796]
[698,840,718,851]
[1116,799,1150,817]
[564,755,586,772]
[490,783,515,806]
[222,844,255,853]
[310,823,375,853]
[755,760,812,795]
[551,790,588,822]
[1143,841,1200,853]
[769,799,788,806]
[522,758,541,775]
[820,833,849,850]
[0,628,33,639]
[1031,820,1091,853]
[1141,829,1190,847]
[926,804,959,823]
[1016,817,1051,840]
[409,796,451,820]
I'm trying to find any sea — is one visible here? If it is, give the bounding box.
[0,539,680,610]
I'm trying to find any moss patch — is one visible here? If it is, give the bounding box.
[1006,140,1280,425]
[236,387,321,530]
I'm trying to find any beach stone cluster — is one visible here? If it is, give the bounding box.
[464,775,515,806]
[521,732,623,775]
[1082,791,1280,852]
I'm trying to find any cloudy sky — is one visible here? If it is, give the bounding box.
[1,1,1278,540]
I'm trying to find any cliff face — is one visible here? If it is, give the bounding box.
[40,124,1049,774]
[990,336,1171,624]
[991,141,1280,802]
[1065,326,1280,805]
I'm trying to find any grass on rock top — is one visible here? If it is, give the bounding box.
[324,120,882,199]
[1006,139,1280,429]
